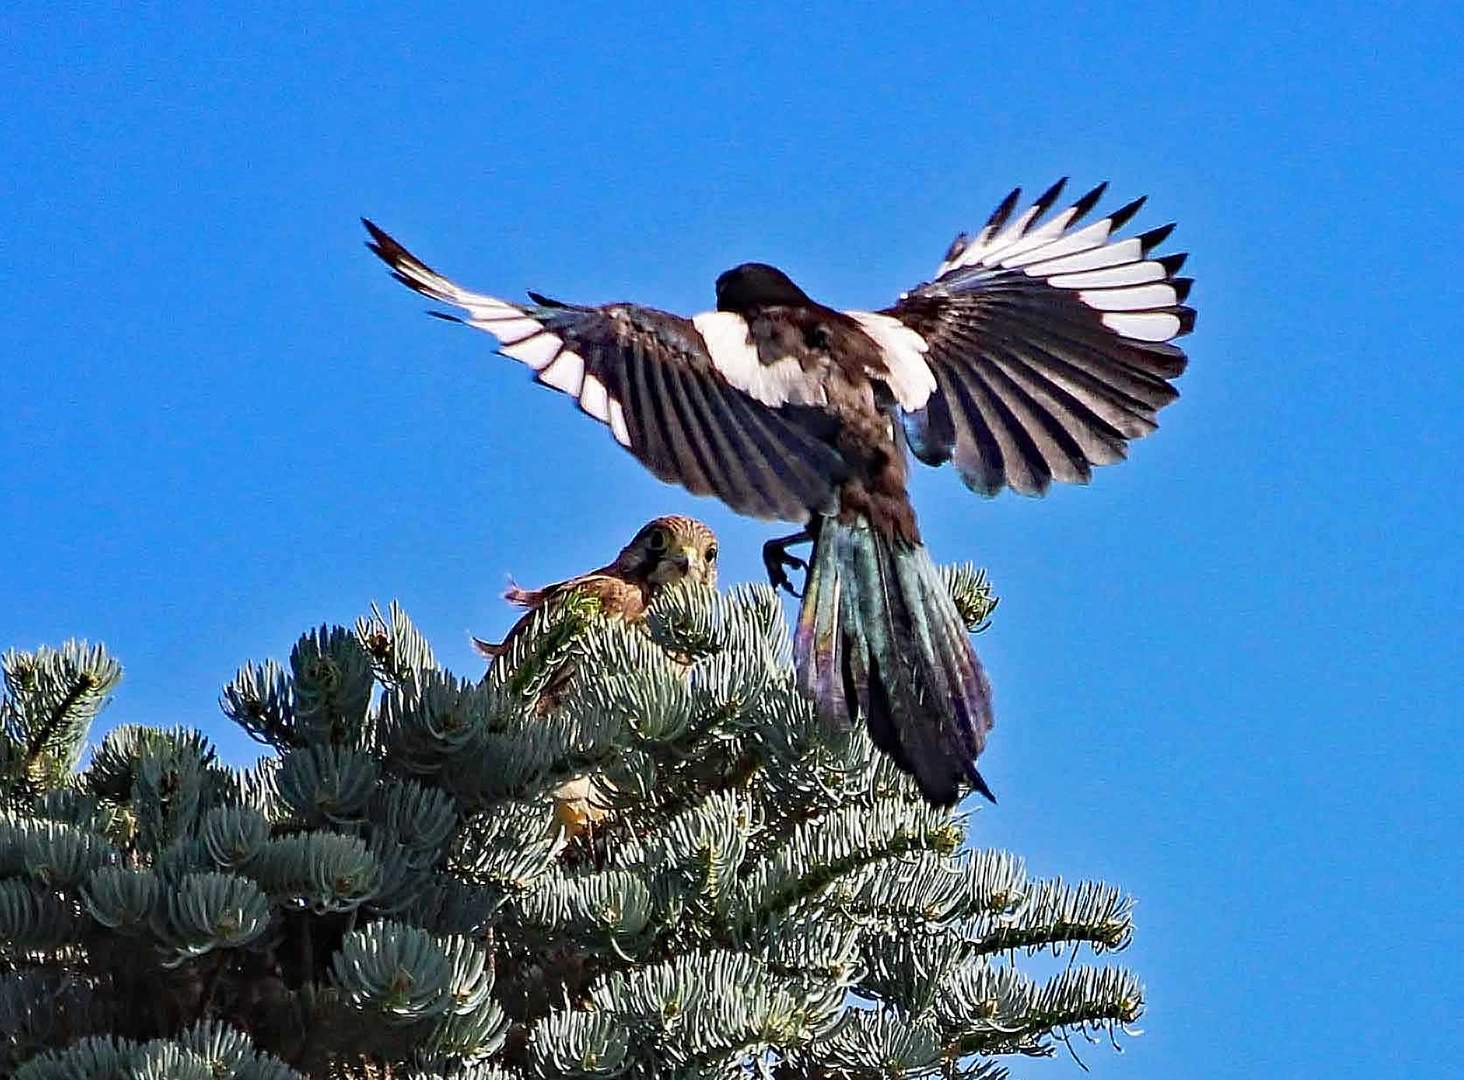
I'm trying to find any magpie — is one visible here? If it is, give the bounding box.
[364,179,1195,806]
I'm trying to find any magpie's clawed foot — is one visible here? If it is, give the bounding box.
[762,531,813,598]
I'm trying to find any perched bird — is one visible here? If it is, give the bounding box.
[473,514,719,665]
[474,515,719,836]
[366,179,1195,806]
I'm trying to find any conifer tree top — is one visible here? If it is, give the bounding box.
[1,572,1141,1079]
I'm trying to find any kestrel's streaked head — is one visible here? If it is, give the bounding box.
[614,515,719,591]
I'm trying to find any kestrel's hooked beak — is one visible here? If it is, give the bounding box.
[652,543,702,585]
[669,545,696,575]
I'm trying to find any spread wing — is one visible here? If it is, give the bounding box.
[364,221,846,522]
[885,179,1195,496]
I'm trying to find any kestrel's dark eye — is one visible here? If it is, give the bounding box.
[646,528,668,552]
[705,545,718,563]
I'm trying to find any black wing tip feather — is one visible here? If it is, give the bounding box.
[1071,181,1109,223]
[1032,176,1068,215]
[955,178,1086,264]
[986,178,1077,233]
[362,218,436,291]
[900,178,1195,501]
[968,767,997,804]
[986,186,1022,230]
[1107,195,1148,233]
[1137,223,1177,253]
[361,217,405,263]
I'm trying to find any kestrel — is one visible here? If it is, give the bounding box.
[366,179,1194,806]
[475,515,718,835]
[473,514,718,664]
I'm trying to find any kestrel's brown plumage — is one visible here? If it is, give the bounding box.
[474,515,719,836]
[473,514,719,661]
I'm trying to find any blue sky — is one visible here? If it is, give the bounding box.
[3,2,1461,1075]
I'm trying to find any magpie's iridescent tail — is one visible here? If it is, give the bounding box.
[794,515,995,806]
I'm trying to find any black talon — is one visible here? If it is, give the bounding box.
[762,528,814,598]
[766,551,806,598]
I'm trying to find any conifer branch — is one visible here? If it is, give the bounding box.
[2,571,1151,1078]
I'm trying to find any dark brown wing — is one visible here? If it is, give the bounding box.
[885,180,1195,496]
[364,221,847,522]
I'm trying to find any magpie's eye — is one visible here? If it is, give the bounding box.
[705,545,718,563]
[646,528,669,552]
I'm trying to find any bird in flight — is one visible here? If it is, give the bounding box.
[474,514,719,836]
[364,178,1194,806]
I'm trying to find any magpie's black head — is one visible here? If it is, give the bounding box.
[715,262,814,312]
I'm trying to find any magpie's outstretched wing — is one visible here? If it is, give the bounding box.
[364,221,846,522]
[885,180,1195,496]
